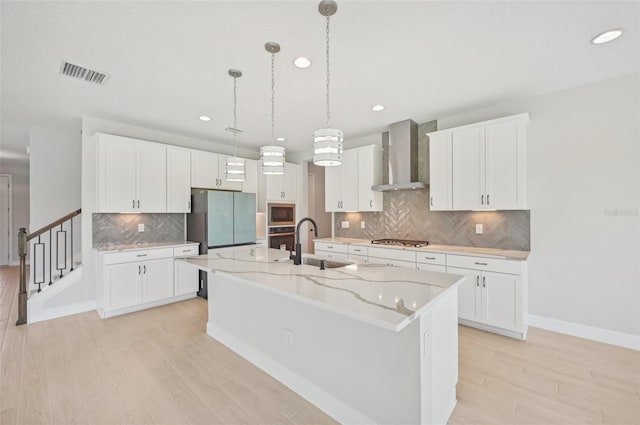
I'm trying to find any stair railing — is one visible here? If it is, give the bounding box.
[16,208,81,325]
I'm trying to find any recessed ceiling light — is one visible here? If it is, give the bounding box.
[276,137,286,142]
[591,29,624,45]
[372,105,385,112]
[293,57,312,69]
[199,115,212,122]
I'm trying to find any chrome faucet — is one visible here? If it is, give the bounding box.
[293,217,318,265]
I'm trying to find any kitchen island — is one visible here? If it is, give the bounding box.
[179,247,464,425]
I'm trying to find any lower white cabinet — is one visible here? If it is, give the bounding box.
[314,242,349,260]
[98,243,199,318]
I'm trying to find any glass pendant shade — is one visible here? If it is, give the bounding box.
[313,128,343,166]
[224,156,246,181]
[260,145,285,175]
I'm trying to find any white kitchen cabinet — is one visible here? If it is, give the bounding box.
[325,149,358,212]
[98,244,199,318]
[452,125,485,210]
[314,241,349,260]
[357,145,383,212]
[428,113,528,211]
[191,151,243,191]
[167,148,191,213]
[265,162,298,202]
[105,262,141,311]
[242,159,258,194]
[97,134,167,213]
[174,245,199,296]
[141,258,174,303]
[428,131,453,210]
[447,254,526,338]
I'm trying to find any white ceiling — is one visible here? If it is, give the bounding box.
[1,1,638,161]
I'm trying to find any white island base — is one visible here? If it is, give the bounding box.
[206,271,459,425]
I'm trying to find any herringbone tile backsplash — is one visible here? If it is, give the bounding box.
[334,190,530,251]
[92,213,185,247]
[334,120,530,251]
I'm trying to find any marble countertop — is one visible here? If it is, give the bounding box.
[178,246,464,332]
[314,237,529,260]
[96,240,200,252]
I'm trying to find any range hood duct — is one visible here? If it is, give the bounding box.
[371,119,426,192]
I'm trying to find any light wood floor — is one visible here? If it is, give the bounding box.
[0,266,638,425]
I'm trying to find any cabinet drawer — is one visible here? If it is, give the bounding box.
[368,246,416,262]
[447,254,522,275]
[315,250,349,261]
[416,251,446,265]
[416,263,446,273]
[103,247,174,265]
[348,245,368,256]
[368,257,416,269]
[314,242,348,254]
[173,245,199,257]
[349,253,368,262]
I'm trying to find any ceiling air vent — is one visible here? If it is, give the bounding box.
[60,61,110,85]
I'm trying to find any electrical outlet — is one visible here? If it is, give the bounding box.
[138,223,145,232]
[360,221,366,229]
[341,221,349,229]
[475,224,483,234]
[284,329,294,347]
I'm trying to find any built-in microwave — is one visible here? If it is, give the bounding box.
[268,203,296,226]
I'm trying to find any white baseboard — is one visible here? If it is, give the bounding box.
[29,300,96,324]
[528,314,640,351]
[207,322,374,425]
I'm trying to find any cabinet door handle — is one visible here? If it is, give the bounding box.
[137,200,140,208]
[481,194,484,205]
[143,265,146,274]
[476,275,479,287]
[474,262,488,266]
[487,194,490,205]
[182,249,191,253]
[370,200,373,208]
[482,276,486,288]
[424,256,436,260]
[430,196,433,207]
[136,254,148,257]
[188,201,191,210]
[132,200,135,208]
[138,265,141,275]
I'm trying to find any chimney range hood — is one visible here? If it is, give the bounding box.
[371,119,426,192]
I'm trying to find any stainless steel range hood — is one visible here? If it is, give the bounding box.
[371,119,426,192]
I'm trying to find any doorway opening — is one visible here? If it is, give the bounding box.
[0,175,12,266]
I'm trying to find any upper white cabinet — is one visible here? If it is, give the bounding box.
[325,144,383,213]
[357,145,383,212]
[428,113,528,211]
[97,133,167,213]
[325,149,358,212]
[191,151,242,191]
[428,131,453,211]
[167,148,191,213]
[265,162,298,202]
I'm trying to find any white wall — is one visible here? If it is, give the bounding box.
[437,73,640,337]
[29,125,82,230]
[0,158,29,264]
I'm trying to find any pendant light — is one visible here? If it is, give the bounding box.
[260,42,286,175]
[313,0,342,167]
[224,69,246,181]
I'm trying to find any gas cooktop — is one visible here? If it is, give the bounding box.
[371,239,430,248]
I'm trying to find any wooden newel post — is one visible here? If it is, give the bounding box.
[16,227,28,326]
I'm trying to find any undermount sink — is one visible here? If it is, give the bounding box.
[302,257,351,269]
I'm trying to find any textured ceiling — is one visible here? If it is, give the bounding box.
[1,1,638,162]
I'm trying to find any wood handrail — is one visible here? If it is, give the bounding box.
[27,209,82,241]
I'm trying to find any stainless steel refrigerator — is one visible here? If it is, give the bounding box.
[187,189,256,298]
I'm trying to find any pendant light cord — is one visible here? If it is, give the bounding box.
[271,52,276,146]
[325,15,331,128]
[233,74,238,157]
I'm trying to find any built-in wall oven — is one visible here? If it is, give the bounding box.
[268,203,296,226]
[268,226,296,251]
